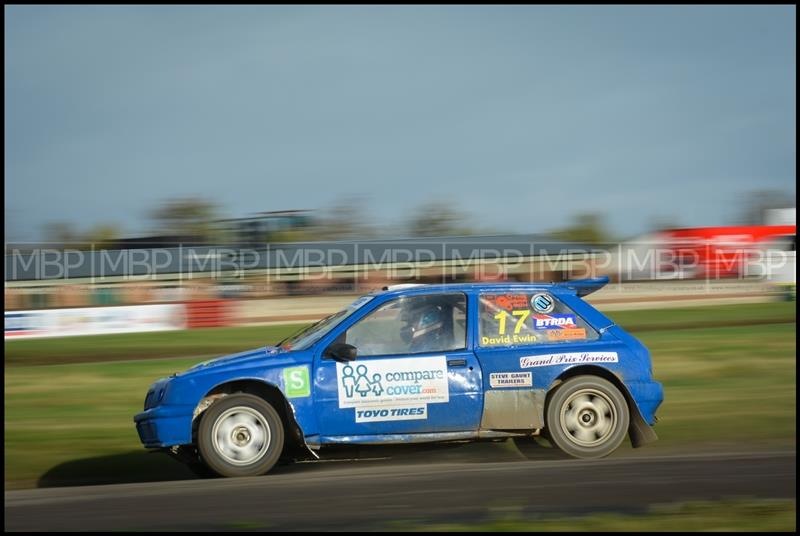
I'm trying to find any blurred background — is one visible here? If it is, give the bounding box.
[4,4,796,532]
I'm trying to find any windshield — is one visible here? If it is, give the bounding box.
[278,295,375,351]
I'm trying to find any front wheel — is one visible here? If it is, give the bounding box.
[197,394,284,477]
[545,376,629,459]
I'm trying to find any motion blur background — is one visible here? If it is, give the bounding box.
[4,5,796,531]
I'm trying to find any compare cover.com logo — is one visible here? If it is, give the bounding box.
[336,356,449,408]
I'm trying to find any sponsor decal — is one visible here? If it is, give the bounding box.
[355,405,428,423]
[336,356,449,409]
[481,333,538,346]
[283,366,311,398]
[485,294,529,312]
[532,314,577,329]
[520,351,618,369]
[531,293,554,313]
[489,372,533,388]
[545,328,587,341]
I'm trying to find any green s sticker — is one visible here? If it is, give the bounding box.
[283,366,310,398]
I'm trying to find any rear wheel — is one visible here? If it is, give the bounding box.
[545,376,629,459]
[197,394,284,477]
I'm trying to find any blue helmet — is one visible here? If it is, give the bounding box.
[400,303,446,348]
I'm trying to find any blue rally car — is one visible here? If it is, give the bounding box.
[135,277,663,478]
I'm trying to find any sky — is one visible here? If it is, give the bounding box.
[4,5,796,242]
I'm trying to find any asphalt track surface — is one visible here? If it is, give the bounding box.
[5,443,796,532]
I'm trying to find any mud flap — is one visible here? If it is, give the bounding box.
[628,409,658,448]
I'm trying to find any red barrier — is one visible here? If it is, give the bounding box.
[185,300,231,328]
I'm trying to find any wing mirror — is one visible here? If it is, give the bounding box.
[325,343,357,362]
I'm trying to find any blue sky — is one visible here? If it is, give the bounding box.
[4,5,796,241]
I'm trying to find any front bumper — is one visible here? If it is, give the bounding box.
[134,405,194,448]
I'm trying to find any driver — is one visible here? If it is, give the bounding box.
[400,300,449,353]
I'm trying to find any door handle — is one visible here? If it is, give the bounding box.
[447,359,467,367]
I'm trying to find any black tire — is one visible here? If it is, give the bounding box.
[545,375,629,459]
[197,394,284,478]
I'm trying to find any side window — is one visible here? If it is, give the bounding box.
[345,293,467,357]
[478,292,599,348]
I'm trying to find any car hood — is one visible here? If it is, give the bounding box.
[184,345,286,373]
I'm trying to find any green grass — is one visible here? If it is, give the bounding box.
[604,301,797,330]
[3,302,796,489]
[389,498,796,532]
[4,324,304,366]
[642,322,796,448]
[5,301,796,366]
[4,355,204,489]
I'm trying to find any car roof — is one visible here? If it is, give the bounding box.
[375,276,609,299]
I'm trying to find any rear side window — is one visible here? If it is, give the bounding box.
[478,291,599,348]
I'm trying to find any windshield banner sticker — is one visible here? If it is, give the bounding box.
[336,356,449,409]
[348,295,375,310]
[520,351,618,369]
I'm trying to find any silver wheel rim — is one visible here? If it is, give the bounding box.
[559,388,617,448]
[211,406,271,466]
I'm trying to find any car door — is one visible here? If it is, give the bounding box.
[313,291,483,439]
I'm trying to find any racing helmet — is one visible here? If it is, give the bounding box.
[400,301,447,349]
